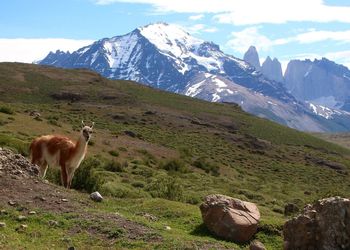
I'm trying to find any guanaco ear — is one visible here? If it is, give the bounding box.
[81,120,85,128]
[91,122,95,129]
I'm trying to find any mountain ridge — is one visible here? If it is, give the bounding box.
[39,22,350,132]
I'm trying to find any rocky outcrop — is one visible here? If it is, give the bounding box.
[200,194,260,243]
[261,56,284,83]
[250,240,266,250]
[244,46,261,71]
[284,58,350,105]
[283,196,350,250]
[0,147,38,178]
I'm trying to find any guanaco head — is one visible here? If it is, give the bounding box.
[81,120,94,142]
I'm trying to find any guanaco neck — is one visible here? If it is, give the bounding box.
[73,132,88,158]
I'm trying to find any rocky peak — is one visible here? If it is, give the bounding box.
[261,56,284,83]
[243,46,261,71]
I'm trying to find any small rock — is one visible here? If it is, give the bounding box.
[48,220,59,227]
[250,240,266,250]
[35,180,39,184]
[0,222,6,228]
[17,215,27,221]
[90,191,103,202]
[28,211,36,215]
[61,198,68,202]
[0,210,7,215]
[16,224,28,232]
[43,179,49,184]
[8,200,16,206]
[164,226,171,230]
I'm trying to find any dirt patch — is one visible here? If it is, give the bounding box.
[0,148,162,243]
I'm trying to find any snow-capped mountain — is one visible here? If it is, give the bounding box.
[39,23,350,132]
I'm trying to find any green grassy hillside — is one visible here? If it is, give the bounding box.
[1,62,350,249]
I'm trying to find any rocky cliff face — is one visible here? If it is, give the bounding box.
[284,197,350,250]
[261,56,284,83]
[284,58,350,110]
[243,46,261,71]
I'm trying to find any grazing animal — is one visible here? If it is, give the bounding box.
[30,121,94,188]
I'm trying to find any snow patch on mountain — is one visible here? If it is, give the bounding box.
[307,102,348,119]
[185,79,206,97]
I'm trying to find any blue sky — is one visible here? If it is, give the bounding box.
[1,0,350,71]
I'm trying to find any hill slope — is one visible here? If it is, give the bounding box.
[1,62,350,248]
[38,22,350,132]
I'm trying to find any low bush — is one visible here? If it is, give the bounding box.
[161,159,189,173]
[192,158,220,176]
[104,160,124,172]
[108,150,119,157]
[100,182,149,198]
[0,134,29,156]
[146,175,184,201]
[71,157,104,192]
[0,106,14,115]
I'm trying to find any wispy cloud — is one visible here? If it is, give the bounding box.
[184,24,218,34]
[189,14,204,21]
[0,38,93,63]
[295,30,350,44]
[226,27,289,53]
[92,0,350,25]
[227,27,350,54]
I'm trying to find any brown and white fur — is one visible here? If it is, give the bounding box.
[30,121,94,188]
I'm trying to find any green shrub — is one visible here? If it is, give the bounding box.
[0,134,29,156]
[100,182,149,198]
[108,150,119,157]
[192,158,220,176]
[104,160,124,172]
[131,181,145,188]
[71,157,104,192]
[0,106,14,115]
[146,175,184,201]
[161,159,188,173]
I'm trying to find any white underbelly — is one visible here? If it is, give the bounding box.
[42,148,60,168]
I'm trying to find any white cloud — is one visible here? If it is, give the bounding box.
[0,38,93,63]
[184,24,218,34]
[226,27,289,53]
[226,27,350,54]
[295,30,350,44]
[93,0,350,25]
[189,14,204,21]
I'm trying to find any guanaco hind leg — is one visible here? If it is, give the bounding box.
[60,164,68,188]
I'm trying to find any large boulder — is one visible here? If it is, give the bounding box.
[283,196,350,250]
[199,194,260,243]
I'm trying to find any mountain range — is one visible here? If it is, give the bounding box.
[39,22,350,132]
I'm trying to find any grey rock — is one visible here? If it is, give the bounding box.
[244,46,261,71]
[284,196,350,250]
[250,240,266,250]
[261,56,284,83]
[90,191,103,202]
[0,222,6,228]
[17,215,27,221]
[48,220,59,227]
